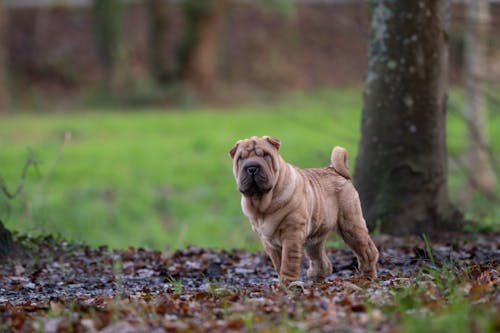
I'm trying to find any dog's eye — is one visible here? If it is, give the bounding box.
[238,155,245,161]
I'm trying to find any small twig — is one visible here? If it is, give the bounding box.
[448,105,500,174]
[449,154,500,204]
[37,132,72,195]
[0,151,40,200]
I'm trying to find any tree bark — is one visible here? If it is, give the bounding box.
[148,0,172,84]
[0,1,9,113]
[354,0,461,236]
[464,0,496,198]
[0,220,15,261]
[181,0,228,97]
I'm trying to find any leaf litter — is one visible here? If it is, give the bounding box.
[0,233,498,332]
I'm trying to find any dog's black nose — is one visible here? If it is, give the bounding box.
[246,165,259,176]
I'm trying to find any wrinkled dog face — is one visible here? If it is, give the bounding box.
[230,136,281,197]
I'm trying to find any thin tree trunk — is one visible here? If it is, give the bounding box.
[463,0,496,198]
[0,1,9,113]
[354,0,461,236]
[93,0,124,94]
[148,0,171,84]
[182,0,228,97]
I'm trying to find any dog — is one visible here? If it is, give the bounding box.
[229,136,379,285]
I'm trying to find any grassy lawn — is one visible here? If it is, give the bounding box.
[0,88,498,250]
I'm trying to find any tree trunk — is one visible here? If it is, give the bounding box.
[181,0,228,97]
[354,0,461,236]
[0,1,9,113]
[0,220,15,261]
[93,0,124,94]
[148,0,172,84]
[463,0,496,198]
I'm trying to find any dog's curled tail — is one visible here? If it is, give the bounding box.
[330,146,351,179]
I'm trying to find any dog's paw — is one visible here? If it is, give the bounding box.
[307,260,332,281]
[360,262,378,280]
[287,280,305,292]
[363,269,378,280]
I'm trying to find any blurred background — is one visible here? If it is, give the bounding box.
[0,0,499,250]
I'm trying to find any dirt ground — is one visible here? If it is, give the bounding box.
[0,233,499,332]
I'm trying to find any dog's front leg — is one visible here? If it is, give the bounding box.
[279,227,305,285]
[261,240,282,274]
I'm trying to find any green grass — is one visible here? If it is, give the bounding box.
[388,258,499,333]
[0,87,498,250]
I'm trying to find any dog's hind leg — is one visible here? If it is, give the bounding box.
[305,237,332,281]
[337,187,379,278]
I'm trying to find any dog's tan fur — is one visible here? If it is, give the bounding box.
[230,136,379,284]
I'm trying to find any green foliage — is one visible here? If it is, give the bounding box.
[181,0,212,16]
[393,285,497,333]
[390,264,498,333]
[93,0,123,69]
[93,0,124,94]
[175,0,213,82]
[258,0,296,16]
[167,277,183,295]
[0,88,498,250]
[383,236,499,333]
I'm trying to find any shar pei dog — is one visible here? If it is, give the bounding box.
[229,136,379,285]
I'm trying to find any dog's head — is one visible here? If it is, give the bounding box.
[229,136,281,197]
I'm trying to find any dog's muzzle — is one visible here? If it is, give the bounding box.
[238,161,271,196]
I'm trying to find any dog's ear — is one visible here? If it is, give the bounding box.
[265,136,281,151]
[229,141,240,159]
